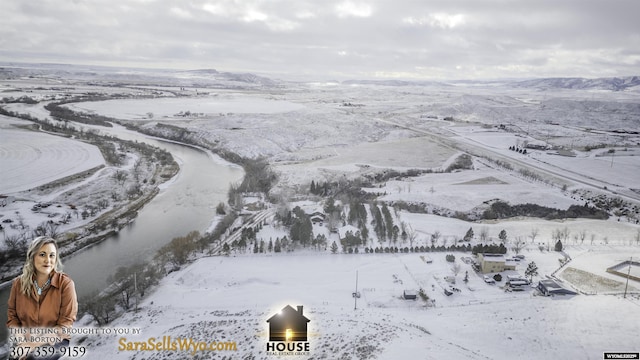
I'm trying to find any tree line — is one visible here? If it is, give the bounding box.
[483,201,609,220]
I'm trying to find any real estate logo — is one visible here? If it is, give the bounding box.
[266,305,311,356]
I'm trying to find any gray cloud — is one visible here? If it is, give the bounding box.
[1,0,638,80]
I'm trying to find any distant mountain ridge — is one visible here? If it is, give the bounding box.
[340,76,640,91]
[0,62,278,87]
[179,68,277,86]
[341,79,449,87]
[512,76,640,91]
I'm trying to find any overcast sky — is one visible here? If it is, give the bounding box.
[1,0,638,80]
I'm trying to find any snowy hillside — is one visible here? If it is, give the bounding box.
[78,249,639,360]
[512,76,640,91]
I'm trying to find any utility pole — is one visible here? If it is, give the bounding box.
[134,272,138,312]
[610,149,615,168]
[353,271,359,310]
[624,257,632,299]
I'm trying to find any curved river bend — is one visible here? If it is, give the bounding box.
[1,125,243,341]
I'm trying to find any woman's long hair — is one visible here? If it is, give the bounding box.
[19,236,64,295]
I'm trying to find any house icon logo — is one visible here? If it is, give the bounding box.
[267,305,310,341]
[266,305,311,355]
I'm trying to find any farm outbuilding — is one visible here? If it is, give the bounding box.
[403,290,417,300]
[537,279,578,296]
[477,253,517,274]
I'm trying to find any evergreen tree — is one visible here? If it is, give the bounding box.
[498,229,508,243]
[268,239,273,252]
[274,238,281,253]
[290,206,312,246]
[314,233,327,250]
[348,200,359,225]
[464,227,474,241]
[554,239,563,252]
[360,226,369,246]
[498,243,507,254]
[392,225,399,244]
[324,197,337,215]
[238,238,247,253]
[463,271,469,283]
[369,203,385,244]
[330,241,338,254]
[357,203,367,228]
[381,204,394,241]
[253,241,258,254]
[525,261,539,282]
[310,180,316,194]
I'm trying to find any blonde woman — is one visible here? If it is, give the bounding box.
[7,236,78,360]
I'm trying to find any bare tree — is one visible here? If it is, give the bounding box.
[529,228,539,244]
[127,184,142,199]
[430,231,441,247]
[4,233,28,257]
[132,159,143,182]
[560,227,570,244]
[578,229,587,245]
[479,227,489,242]
[451,263,462,277]
[16,213,27,230]
[156,231,200,267]
[512,236,526,255]
[108,266,136,311]
[113,170,128,185]
[635,229,640,246]
[80,292,116,326]
[326,211,341,234]
[130,263,160,297]
[590,233,596,245]
[97,199,109,210]
[33,222,49,237]
[406,225,418,248]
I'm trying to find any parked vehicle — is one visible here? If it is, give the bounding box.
[444,289,453,296]
[484,275,496,284]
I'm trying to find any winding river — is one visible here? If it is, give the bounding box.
[1,124,244,342]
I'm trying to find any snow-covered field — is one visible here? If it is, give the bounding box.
[1,65,640,359]
[0,116,104,193]
[66,94,306,120]
[80,249,640,360]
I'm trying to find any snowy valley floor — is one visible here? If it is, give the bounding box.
[80,250,640,360]
[2,69,640,359]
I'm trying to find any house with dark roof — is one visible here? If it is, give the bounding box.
[537,279,578,296]
[309,212,326,225]
[403,290,417,300]
[266,305,310,341]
